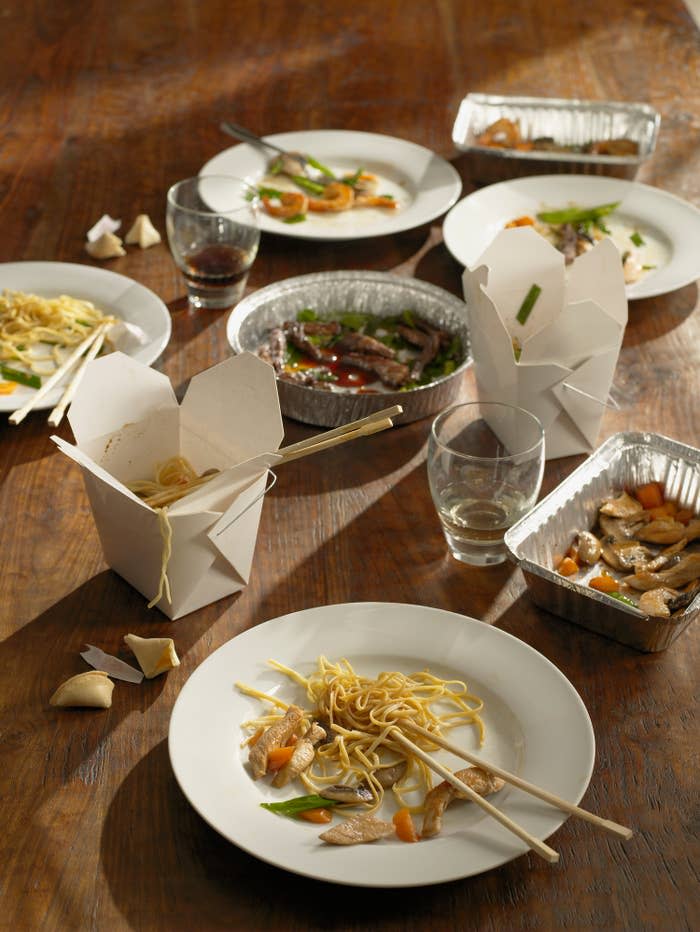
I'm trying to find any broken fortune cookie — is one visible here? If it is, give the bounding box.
[124,633,180,678]
[50,671,114,708]
[125,213,161,248]
[85,232,125,259]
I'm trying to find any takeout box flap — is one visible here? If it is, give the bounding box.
[68,352,177,448]
[520,298,623,368]
[551,350,620,447]
[208,472,271,584]
[179,352,283,468]
[566,236,628,328]
[51,435,148,507]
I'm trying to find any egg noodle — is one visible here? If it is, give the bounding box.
[237,656,485,813]
[128,456,219,607]
[0,289,116,377]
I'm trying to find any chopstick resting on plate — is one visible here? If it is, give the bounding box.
[47,327,107,427]
[403,721,633,841]
[9,322,110,427]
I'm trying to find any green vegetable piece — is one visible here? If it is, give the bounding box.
[342,168,364,188]
[305,155,335,178]
[291,175,325,196]
[283,213,307,224]
[609,592,639,609]
[339,312,369,331]
[297,308,318,322]
[1,365,41,389]
[536,201,620,226]
[630,231,645,247]
[254,185,284,200]
[400,309,416,328]
[260,794,340,818]
[642,264,657,271]
[516,284,542,326]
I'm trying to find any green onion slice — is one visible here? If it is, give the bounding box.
[536,201,620,225]
[261,794,340,817]
[630,231,645,247]
[1,365,41,389]
[516,284,542,326]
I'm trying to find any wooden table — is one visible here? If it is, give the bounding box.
[2,2,698,929]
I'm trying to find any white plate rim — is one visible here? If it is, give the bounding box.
[168,601,595,887]
[201,129,462,241]
[442,174,700,300]
[0,260,171,412]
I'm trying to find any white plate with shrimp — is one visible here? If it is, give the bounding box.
[168,602,595,887]
[0,261,171,413]
[443,175,700,299]
[200,130,462,240]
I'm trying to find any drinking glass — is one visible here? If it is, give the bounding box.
[428,401,545,566]
[166,175,260,309]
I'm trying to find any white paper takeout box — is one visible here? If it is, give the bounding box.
[52,351,283,619]
[462,227,628,459]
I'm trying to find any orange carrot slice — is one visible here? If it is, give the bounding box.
[557,557,579,577]
[393,807,419,843]
[635,482,664,510]
[297,808,333,824]
[589,575,619,594]
[266,745,295,771]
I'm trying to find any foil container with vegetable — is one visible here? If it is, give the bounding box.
[505,432,700,652]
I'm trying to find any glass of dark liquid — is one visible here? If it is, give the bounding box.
[166,176,260,309]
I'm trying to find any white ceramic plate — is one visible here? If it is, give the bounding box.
[0,261,171,412]
[201,130,462,241]
[168,602,595,887]
[443,175,700,300]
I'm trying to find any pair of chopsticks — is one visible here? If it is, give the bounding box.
[392,722,633,864]
[9,322,109,427]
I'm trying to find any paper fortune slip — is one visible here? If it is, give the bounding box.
[462,227,628,459]
[52,351,283,619]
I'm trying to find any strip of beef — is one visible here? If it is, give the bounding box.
[319,815,396,846]
[411,314,451,348]
[333,331,396,359]
[339,353,410,388]
[421,766,505,838]
[248,705,303,780]
[284,321,325,361]
[397,324,440,380]
[257,327,287,372]
[302,320,342,337]
[272,721,327,788]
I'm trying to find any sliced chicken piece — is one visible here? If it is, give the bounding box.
[638,588,679,618]
[319,814,396,846]
[636,518,700,545]
[374,760,408,789]
[634,538,688,574]
[626,553,700,591]
[272,721,326,788]
[600,491,645,519]
[421,766,505,839]
[576,530,602,565]
[598,513,649,541]
[248,705,304,780]
[600,537,654,572]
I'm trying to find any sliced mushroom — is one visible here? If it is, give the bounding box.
[638,588,679,618]
[626,553,700,591]
[600,537,654,572]
[668,584,700,614]
[319,784,374,804]
[576,530,602,565]
[598,513,649,541]
[600,491,645,519]
[636,518,700,545]
[374,760,408,789]
[634,538,688,573]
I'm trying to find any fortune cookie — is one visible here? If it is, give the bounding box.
[125,214,161,248]
[124,633,180,679]
[85,232,125,259]
[50,671,114,708]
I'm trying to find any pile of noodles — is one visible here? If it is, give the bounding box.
[0,289,115,375]
[237,656,485,813]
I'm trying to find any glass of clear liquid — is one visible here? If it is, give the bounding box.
[428,402,545,566]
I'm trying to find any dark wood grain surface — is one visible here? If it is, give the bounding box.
[1,2,699,929]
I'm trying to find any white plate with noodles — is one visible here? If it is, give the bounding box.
[168,602,595,887]
[0,261,171,412]
[201,130,462,241]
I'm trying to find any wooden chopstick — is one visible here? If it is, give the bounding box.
[404,721,633,841]
[277,404,403,457]
[47,329,107,427]
[9,323,110,426]
[391,727,560,863]
[276,416,395,464]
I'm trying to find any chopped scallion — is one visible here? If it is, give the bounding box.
[0,365,41,389]
[261,794,340,818]
[630,231,645,247]
[516,284,541,326]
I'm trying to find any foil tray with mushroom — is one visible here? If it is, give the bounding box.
[505,432,700,652]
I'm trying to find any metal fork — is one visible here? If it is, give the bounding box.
[219,121,334,184]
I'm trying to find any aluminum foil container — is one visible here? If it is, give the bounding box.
[504,432,700,652]
[453,93,660,184]
[227,271,471,427]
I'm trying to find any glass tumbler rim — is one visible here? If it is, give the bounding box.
[430,400,545,463]
[166,174,260,218]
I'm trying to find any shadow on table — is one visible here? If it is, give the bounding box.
[622,280,698,348]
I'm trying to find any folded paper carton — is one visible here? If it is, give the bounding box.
[52,351,283,619]
[462,227,628,459]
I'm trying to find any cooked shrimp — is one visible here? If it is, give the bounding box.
[475,117,522,148]
[344,172,378,196]
[262,191,308,219]
[355,194,398,209]
[308,182,355,212]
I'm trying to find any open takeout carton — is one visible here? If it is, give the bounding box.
[52,351,283,619]
[462,227,628,459]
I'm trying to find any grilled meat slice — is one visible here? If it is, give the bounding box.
[272,721,326,788]
[257,327,287,371]
[319,815,395,846]
[333,331,396,358]
[396,324,440,380]
[339,353,410,388]
[284,321,325,361]
[248,705,303,780]
[302,320,341,337]
[421,766,505,838]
